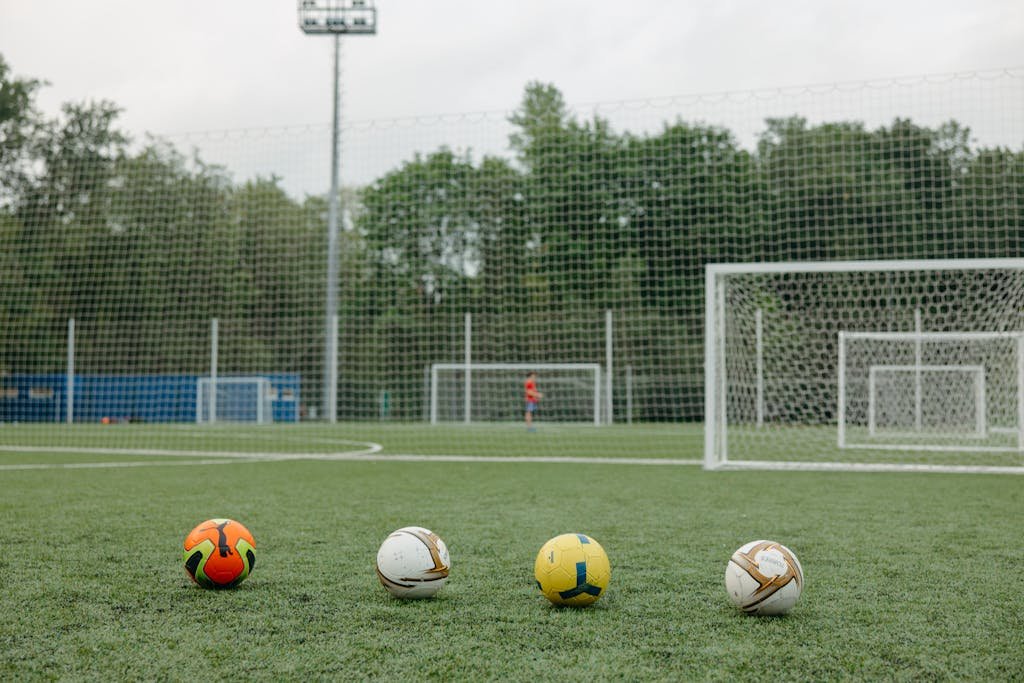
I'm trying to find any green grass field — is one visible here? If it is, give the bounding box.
[1,424,1022,679]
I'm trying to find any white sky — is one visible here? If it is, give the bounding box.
[1,0,1022,195]
[1,0,1021,134]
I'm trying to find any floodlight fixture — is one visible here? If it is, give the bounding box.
[298,0,377,35]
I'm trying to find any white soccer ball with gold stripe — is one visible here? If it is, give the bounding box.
[376,526,451,599]
[725,540,803,615]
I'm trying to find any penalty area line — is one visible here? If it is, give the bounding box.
[0,458,266,471]
[0,440,385,471]
[0,450,700,470]
[0,441,383,459]
[306,453,702,466]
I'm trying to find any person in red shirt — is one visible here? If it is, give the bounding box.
[524,371,543,431]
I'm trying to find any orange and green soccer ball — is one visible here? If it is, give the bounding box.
[534,533,611,607]
[183,518,256,589]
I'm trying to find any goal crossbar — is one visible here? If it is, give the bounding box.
[844,331,1024,342]
[706,258,1024,277]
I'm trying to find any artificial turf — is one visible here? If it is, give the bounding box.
[1,427,1021,679]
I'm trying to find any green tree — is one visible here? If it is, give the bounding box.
[354,148,521,418]
[0,54,44,204]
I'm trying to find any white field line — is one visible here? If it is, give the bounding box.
[0,440,382,458]
[0,443,700,471]
[304,453,701,466]
[0,459,264,470]
[0,440,383,470]
[721,460,1024,475]
[6,448,1019,473]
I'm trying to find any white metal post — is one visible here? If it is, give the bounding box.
[430,365,439,425]
[605,309,613,425]
[210,318,219,424]
[256,378,265,425]
[914,308,923,432]
[1017,334,1024,451]
[66,318,75,424]
[704,268,719,468]
[326,313,338,423]
[755,307,764,428]
[464,312,472,424]
[867,366,877,436]
[975,370,986,438]
[717,281,728,462]
[424,365,430,422]
[837,331,846,448]
[625,364,633,425]
[593,366,602,427]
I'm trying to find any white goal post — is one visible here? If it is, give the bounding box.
[430,363,602,425]
[705,258,1024,474]
[197,376,274,424]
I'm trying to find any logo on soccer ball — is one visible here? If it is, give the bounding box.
[183,518,256,589]
[724,539,803,615]
[376,526,451,599]
[534,533,611,607]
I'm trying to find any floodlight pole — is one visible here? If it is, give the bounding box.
[298,1,377,423]
[324,33,341,424]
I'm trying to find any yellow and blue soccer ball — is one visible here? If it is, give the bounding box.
[534,533,610,607]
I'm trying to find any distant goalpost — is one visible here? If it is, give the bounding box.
[197,376,274,424]
[838,332,1024,452]
[866,363,987,439]
[430,363,602,426]
[705,258,1024,474]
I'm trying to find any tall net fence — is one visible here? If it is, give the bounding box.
[1,67,1022,457]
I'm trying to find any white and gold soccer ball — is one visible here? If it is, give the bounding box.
[725,540,804,615]
[375,526,450,599]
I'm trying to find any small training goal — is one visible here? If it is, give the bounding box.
[429,363,602,425]
[196,376,274,424]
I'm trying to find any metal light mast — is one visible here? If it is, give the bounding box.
[298,0,377,422]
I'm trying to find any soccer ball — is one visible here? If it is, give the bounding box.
[724,539,803,615]
[183,518,256,589]
[376,526,450,599]
[534,533,611,607]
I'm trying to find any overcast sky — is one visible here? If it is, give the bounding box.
[2,0,1022,138]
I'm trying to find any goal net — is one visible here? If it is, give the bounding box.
[705,260,1024,473]
[430,364,601,425]
[196,377,274,424]
[1,64,1022,462]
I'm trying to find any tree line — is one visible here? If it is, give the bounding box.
[2,56,1022,420]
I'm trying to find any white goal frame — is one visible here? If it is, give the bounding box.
[704,258,1024,474]
[430,363,601,426]
[838,332,1024,452]
[196,376,273,424]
